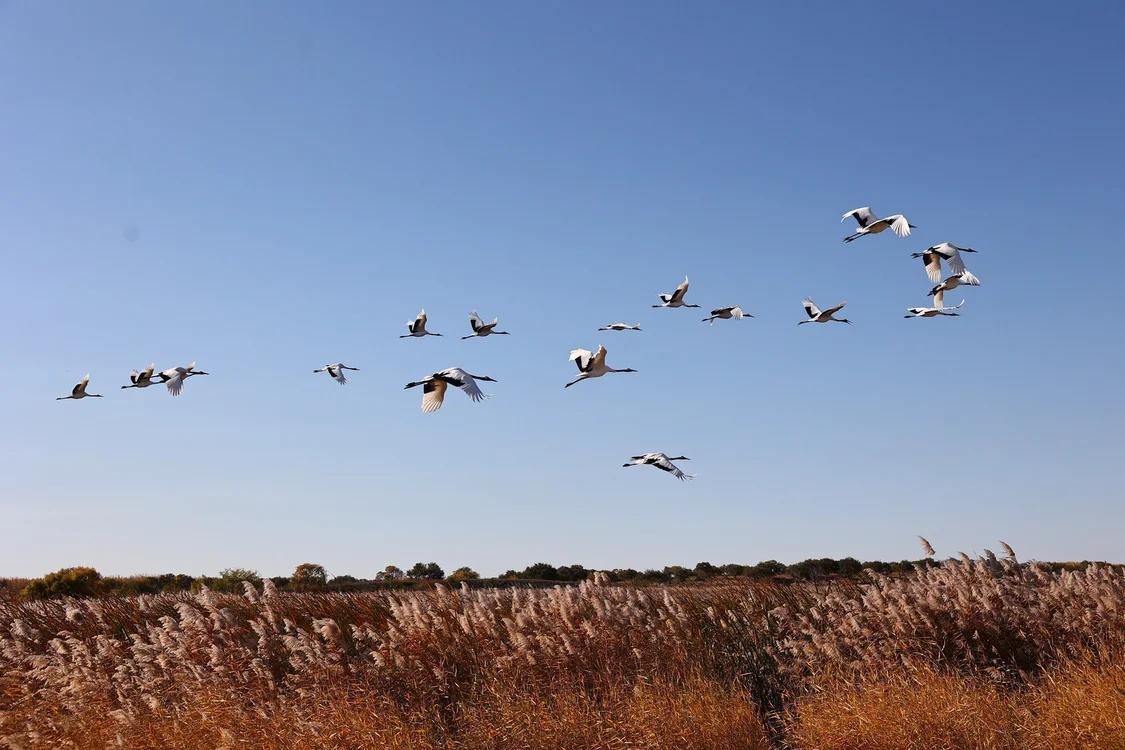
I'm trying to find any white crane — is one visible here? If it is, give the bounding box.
[56,374,102,400]
[154,362,209,397]
[653,276,700,308]
[400,309,442,338]
[798,298,851,325]
[462,310,510,339]
[598,323,642,332]
[404,368,496,413]
[565,345,637,388]
[702,305,751,325]
[842,207,915,242]
[913,243,979,283]
[905,289,964,318]
[929,271,981,297]
[121,364,158,389]
[622,453,696,481]
[314,363,360,385]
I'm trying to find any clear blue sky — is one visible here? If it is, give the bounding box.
[2,1,1123,579]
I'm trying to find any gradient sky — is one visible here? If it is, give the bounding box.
[2,1,1123,579]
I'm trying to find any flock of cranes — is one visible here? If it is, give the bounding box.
[56,205,984,481]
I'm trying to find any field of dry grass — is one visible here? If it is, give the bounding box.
[2,555,1124,749]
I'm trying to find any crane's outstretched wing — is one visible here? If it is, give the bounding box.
[921,251,943,283]
[885,215,912,238]
[842,207,875,227]
[421,379,447,413]
[468,310,484,332]
[650,455,695,481]
[569,348,593,372]
[165,373,185,397]
[670,276,690,304]
[822,301,847,317]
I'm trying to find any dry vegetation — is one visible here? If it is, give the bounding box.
[2,554,1125,749]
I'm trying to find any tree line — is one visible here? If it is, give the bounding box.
[7,557,1120,599]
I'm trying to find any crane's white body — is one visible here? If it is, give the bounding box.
[653,276,700,308]
[57,374,102,400]
[404,367,496,413]
[565,345,637,387]
[905,289,965,318]
[314,363,359,385]
[914,243,979,284]
[798,298,851,325]
[462,310,510,339]
[598,323,642,331]
[400,309,442,338]
[622,453,696,481]
[842,207,915,242]
[702,305,750,325]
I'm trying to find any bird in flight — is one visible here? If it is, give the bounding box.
[153,363,210,397]
[622,453,696,481]
[57,374,102,401]
[929,271,980,298]
[905,290,965,318]
[798,298,850,325]
[913,243,979,284]
[400,309,442,338]
[121,364,158,390]
[841,207,915,242]
[404,368,496,413]
[702,305,750,325]
[565,345,638,388]
[653,276,701,308]
[598,323,642,332]
[462,310,510,339]
[314,363,360,385]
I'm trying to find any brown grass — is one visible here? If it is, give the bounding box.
[1,558,1123,749]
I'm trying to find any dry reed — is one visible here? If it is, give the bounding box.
[1,556,1123,749]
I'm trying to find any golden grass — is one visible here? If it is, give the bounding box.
[788,669,1025,750]
[2,558,1123,749]
[1023,656,1125,749]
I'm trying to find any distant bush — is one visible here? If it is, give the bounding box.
[449,567,480,581]
[194,568,263,593]
[22,567,104,599]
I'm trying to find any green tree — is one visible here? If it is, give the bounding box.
[663,565,691,580]
[407,562,445,580]
[212,568,262,593]
[521,562,559,580]
[377,565,405,581]
[449,567,480,581]
[291,563,328,590]
[22,567,104,599]
[556,564,590,582]
[694,561,719,577]
[749,560,786,577]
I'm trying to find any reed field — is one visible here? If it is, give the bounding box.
[3,553,1125,749]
